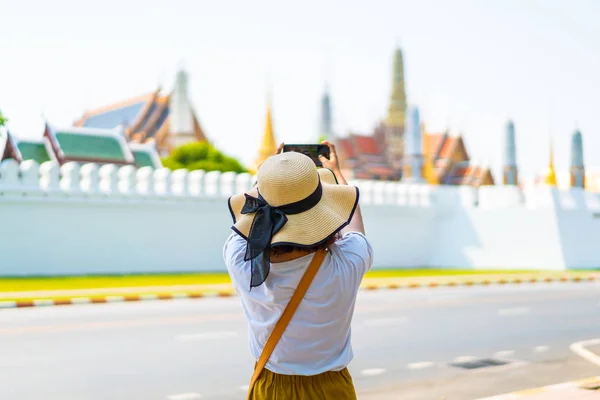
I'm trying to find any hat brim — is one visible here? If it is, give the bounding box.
[317,168,339,185]
[228,182,359,247]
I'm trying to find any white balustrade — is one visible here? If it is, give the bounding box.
[99,164,118,194]
[171,169,189,196]
[418,184,432,207]
[0,159,20,194]
[356,180,373,205]
[235,173,253,194]
[204,171,221,197]
[188,170,205,196]
[136,167,155,196]
[80,163,100,194]
[372,181,386,205]
[118,165,136,195]
[383,182,397,205]
[396,184,408,206]
[20,160,40,193]
[220,171,237,197]
[40,161,60,192]
[59,162,81,193]
[153,168,171,195]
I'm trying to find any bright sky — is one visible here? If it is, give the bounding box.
[1,0,600,181]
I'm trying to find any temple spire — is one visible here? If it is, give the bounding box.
[319,84,333,141]
[503,120,518,185]
[543,137,557,186]
[570,129,585,188]
[402,106,423,182]
[251,101,277,175]
[386,47,407,129]
[383,47,408,170]
[169,69,195,149]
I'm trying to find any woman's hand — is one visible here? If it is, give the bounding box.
[318,141,341,174]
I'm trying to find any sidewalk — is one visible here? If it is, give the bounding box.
[478,376,600,399]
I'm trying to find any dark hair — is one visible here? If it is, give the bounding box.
[270,233,340,257]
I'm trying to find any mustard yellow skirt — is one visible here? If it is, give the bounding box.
[248,367,357,399]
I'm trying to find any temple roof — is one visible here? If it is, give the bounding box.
[0,132,53,165]
[75,93,155,130]
[74,83,207,156]
[129,143,163,169]
[45,125,135,165]
[18,141,52,164]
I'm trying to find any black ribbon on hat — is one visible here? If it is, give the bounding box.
[241,181,323,289]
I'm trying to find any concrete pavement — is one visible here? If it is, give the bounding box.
[0,283,599,399]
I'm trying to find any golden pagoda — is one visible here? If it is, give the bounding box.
[422,123,438,185]
[250,104,277,175]
[543,138,557,186]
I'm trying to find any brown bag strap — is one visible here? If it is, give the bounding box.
[247,248,328,399]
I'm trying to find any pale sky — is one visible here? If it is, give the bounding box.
[1,0,600,181]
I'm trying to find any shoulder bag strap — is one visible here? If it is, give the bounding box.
[247,248,328,399]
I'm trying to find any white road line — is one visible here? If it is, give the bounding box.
[407,361,434,370]
[454,355,478,363]
[546,382,577,390]
[364,317,408,327]
[175,331,238,342]
[570,338,600,367]
[534,345,549,353]
[71,297,91,304]
[494,350,515,358]
[361,368,386,376]
[167,393,202,400]
[0,301,17,308]
[33,299,55,307]
[498,307,530,316]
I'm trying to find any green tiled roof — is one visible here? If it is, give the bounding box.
[18,141,51,164]
[55,131,127,162]
[132,149,157,168]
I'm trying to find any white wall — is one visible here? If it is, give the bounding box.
[2,159,600,275]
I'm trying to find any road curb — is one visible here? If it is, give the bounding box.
[477,376,600,399]
[361,275,596,291]
[0,291,236,309]
[0,275,596,309]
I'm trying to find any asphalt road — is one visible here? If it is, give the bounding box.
[1,283,599,400]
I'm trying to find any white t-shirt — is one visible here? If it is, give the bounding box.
[223,231,373,376]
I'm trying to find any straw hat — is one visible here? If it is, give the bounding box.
[228,152,358,247]
[317,168,339,185]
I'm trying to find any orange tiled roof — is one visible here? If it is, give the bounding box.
[352,135,381,155]
[337,138,356,159]
[439,136,456,159]
[427,133,446,157]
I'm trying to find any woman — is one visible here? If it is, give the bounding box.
[223,141,372,399]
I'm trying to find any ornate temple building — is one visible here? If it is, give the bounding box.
[331,47,494,186]
[74,70,207,157]
[1,125,162,169]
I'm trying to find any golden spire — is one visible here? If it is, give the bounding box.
[250,103,277,175]
[543,137,557,186]
[421,123,438,185]
[385,47,407,129]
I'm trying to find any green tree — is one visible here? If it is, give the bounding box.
[162,141,247,173]
[0,110,7,127]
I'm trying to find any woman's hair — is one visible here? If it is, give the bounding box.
[270,233,340,257]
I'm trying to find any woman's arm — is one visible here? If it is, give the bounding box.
[319,141,365,235]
